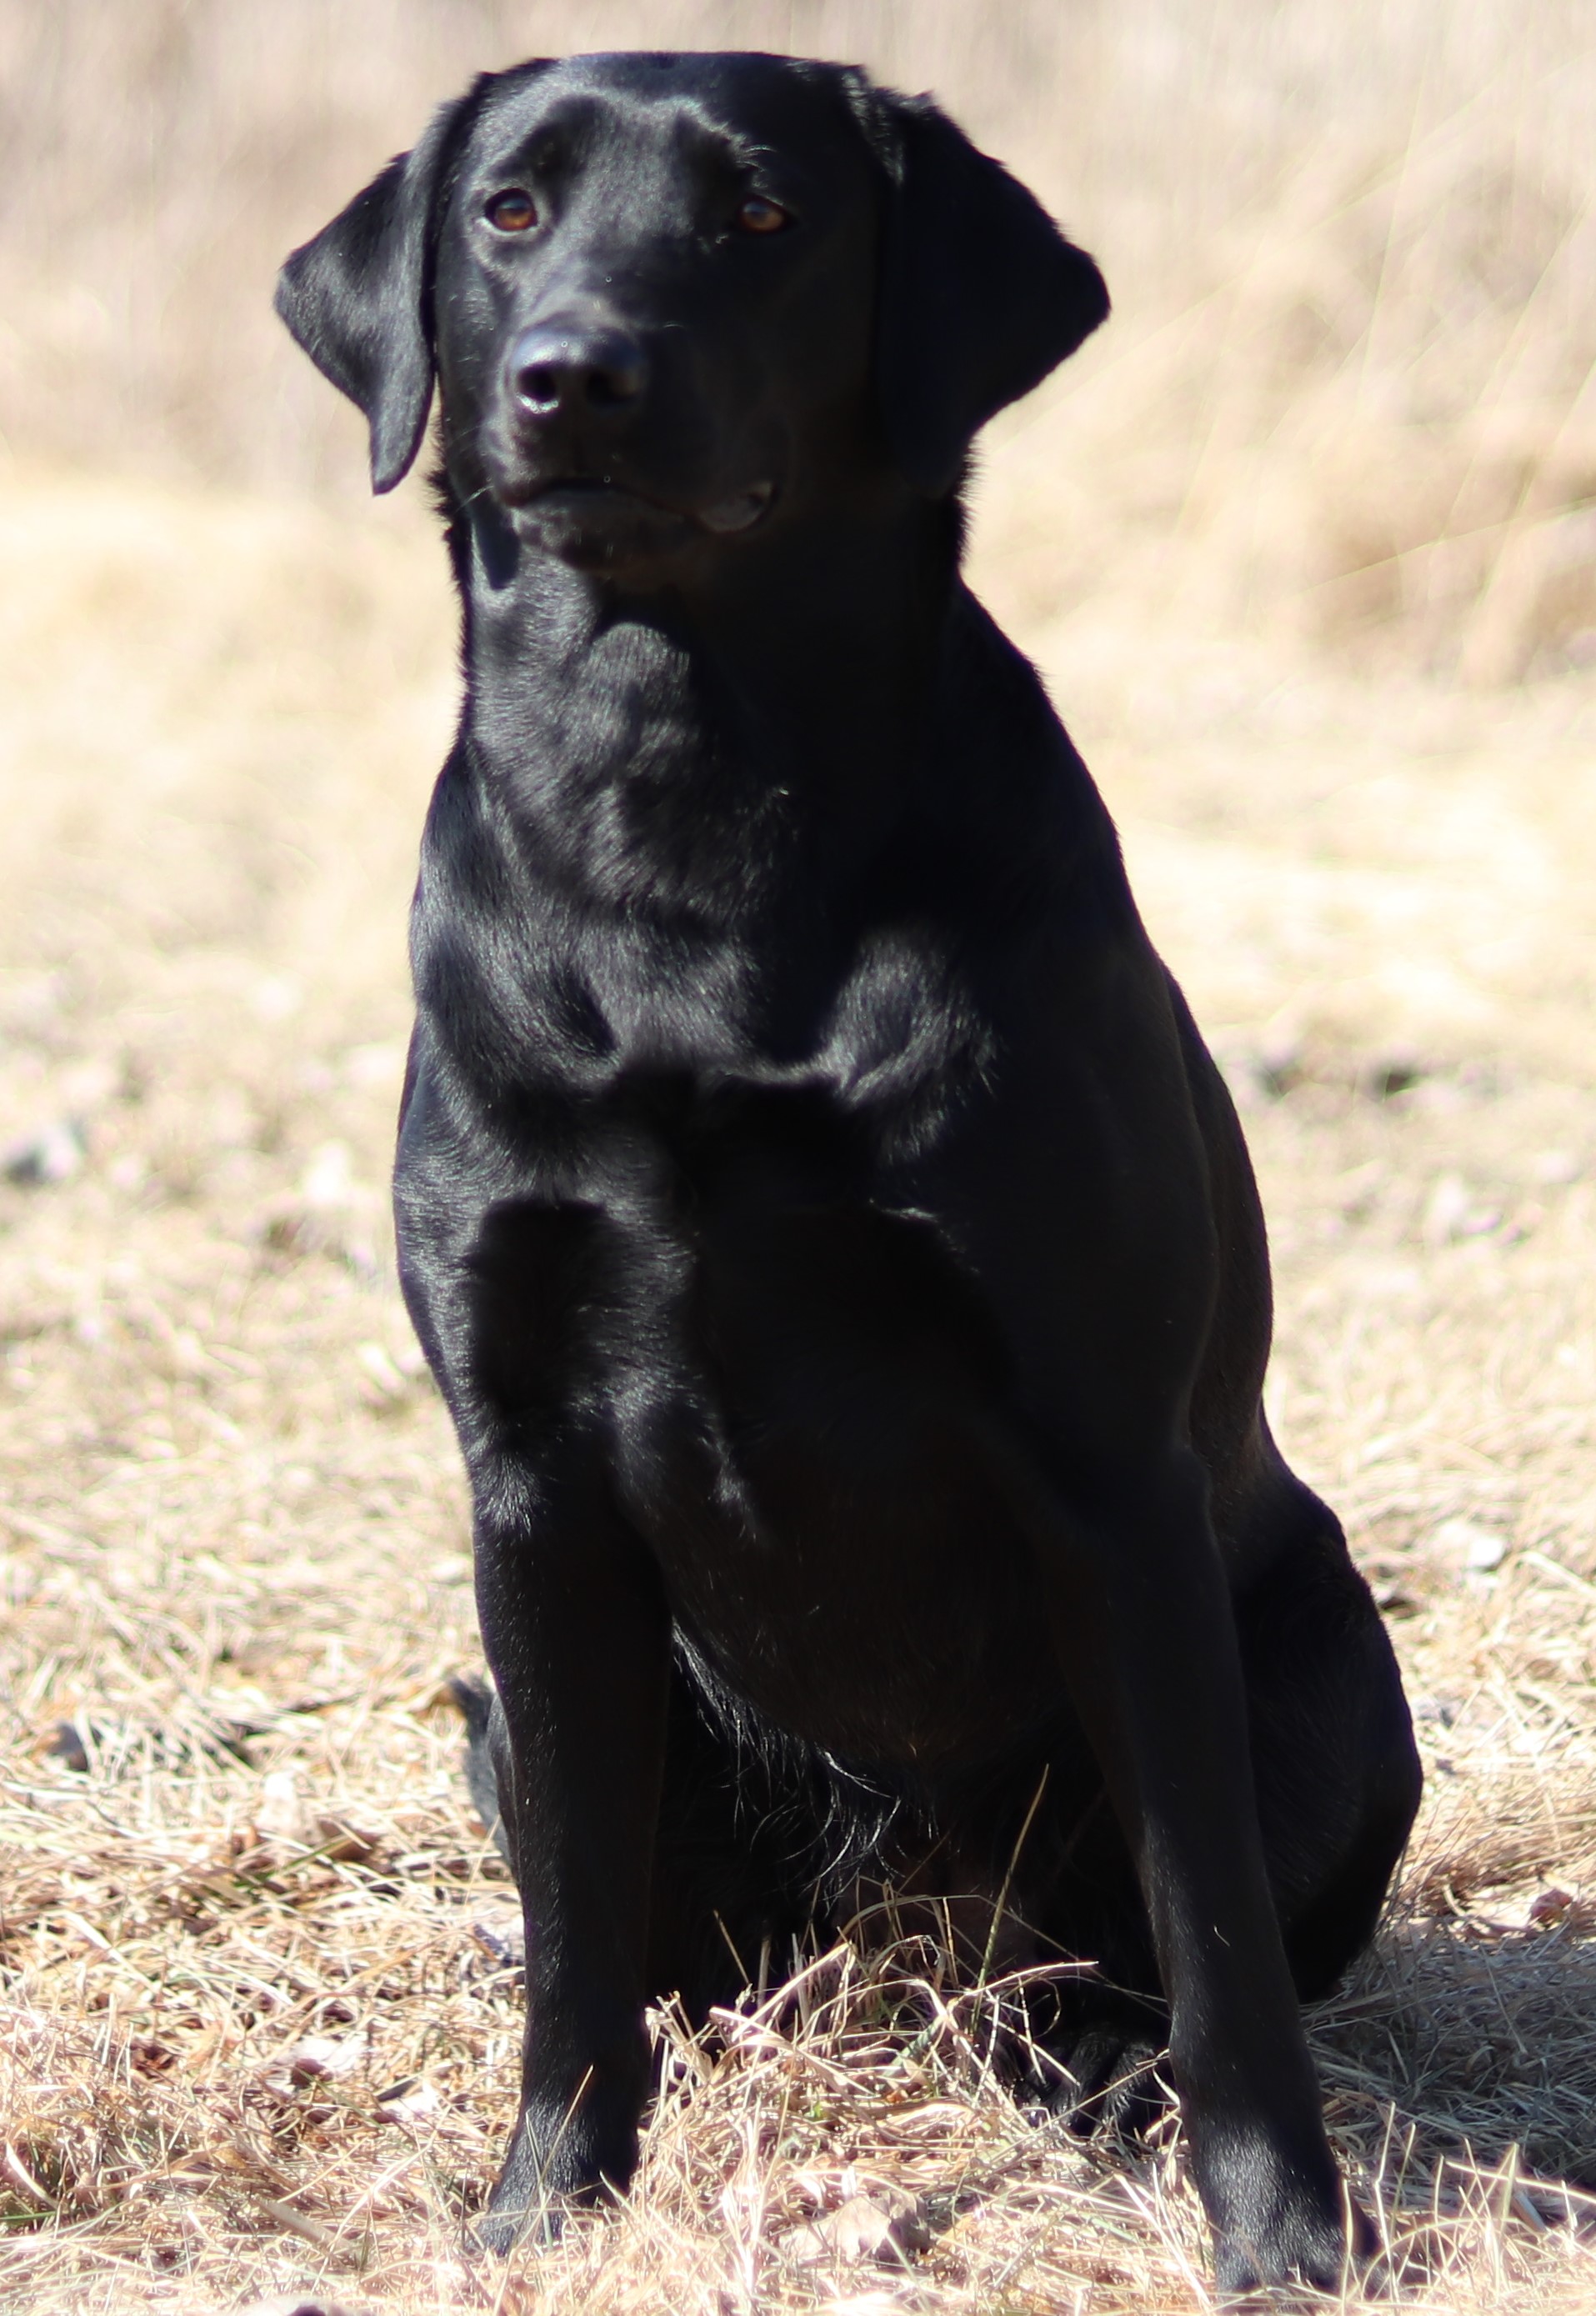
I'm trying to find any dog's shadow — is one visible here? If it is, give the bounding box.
[1310,1898,1596,2233]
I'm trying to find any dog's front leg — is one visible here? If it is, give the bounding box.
[1038,1450,1356,2291]
[469,1458,671,2250]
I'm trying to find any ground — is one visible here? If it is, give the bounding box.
[1,463,1594,2313]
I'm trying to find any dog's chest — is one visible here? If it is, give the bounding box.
[478,1084,1061,1758]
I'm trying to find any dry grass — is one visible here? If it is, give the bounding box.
[3,3,1596,2308]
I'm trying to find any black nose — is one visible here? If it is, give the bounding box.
[508,324,648,418]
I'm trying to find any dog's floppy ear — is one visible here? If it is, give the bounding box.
[871,93,1109,497]
[275,80,497,493]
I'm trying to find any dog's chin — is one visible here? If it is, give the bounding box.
[510,483,692,573]
[503,480,776,574]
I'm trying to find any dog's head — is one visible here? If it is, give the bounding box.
[277,53,1108,578]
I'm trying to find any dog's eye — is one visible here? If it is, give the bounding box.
[486,189,538,233]
[735,194,790,236]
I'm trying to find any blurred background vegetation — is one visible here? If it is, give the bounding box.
[2,0,1593,683]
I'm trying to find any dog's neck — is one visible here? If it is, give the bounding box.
[441,474,964,926]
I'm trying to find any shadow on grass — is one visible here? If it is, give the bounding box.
[1313,1908,1596,2259]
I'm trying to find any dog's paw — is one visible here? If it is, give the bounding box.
[473,2100,636,2255]
[473,2193,560,2257]
[1024,2025,1168,2141]
[1214,2193,1376,2294]
[1212,2209,1356,2296]
[1200,2126,1367,2293]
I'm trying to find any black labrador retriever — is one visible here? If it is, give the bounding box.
[277,50,1420,2289]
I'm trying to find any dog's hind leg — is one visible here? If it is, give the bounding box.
[453,1672,516,1874]
[988,1504,1418,2141]
[1234,1513,1422,1999]
[988,1739,1168,2135]
[643,1653,838,2022]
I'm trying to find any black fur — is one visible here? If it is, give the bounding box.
[278,50,1419,2289]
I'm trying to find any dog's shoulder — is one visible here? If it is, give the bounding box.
[920,583,1136,937]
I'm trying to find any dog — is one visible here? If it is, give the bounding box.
[277,51,1420,2288]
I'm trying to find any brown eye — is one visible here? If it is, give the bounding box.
[486,189,538,233]
[736,194,790,235]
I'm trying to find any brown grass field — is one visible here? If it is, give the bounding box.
[3,4,1595,2309]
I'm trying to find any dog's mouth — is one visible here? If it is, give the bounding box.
[501,474,777,540]
[697,482,777,535]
